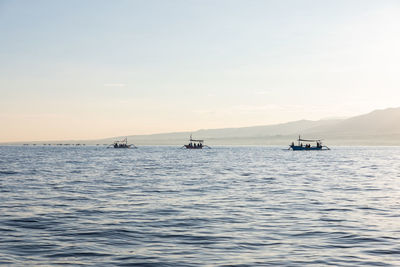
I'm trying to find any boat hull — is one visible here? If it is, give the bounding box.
[290,145,327,151]
[184,145,202,149]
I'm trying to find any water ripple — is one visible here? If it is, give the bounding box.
[0,146,400,266]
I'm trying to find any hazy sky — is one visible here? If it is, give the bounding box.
[1,0,400,142]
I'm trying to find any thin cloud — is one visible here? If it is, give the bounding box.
[254,90,272,95]
[193,104,304,116]
[103,83,126,87]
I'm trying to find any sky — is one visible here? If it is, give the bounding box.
[1,0,400,142]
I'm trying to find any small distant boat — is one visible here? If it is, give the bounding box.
[182,135,210,149]
[109,138,137,149]
[289,135,330,151]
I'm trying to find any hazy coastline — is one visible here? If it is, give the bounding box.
[3,107,400,146]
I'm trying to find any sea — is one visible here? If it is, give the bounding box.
[0,145,400,266]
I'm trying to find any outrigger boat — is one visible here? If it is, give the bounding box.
[289,136,330,151]
[182,135,210,149]
[108,138,137,149]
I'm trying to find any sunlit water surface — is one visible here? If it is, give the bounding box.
[1,146,400,266]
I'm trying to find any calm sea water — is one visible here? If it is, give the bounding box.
[0,146,400,266]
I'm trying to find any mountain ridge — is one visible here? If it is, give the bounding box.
[3,107,400,145]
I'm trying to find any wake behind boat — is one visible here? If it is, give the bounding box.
[289,135,330,150]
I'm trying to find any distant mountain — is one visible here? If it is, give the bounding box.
[89,119,340,145]
[305,107,400,135]
[97,107,400,145]
[3,107,400,145]
[302,107,400,144]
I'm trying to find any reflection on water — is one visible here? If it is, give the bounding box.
[0,146,400,266]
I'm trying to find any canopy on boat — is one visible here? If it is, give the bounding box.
[297,135,322,142]
[189,134,203,143]
[298,138,322,142]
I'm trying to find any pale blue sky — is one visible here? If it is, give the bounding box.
[1,0,400,141]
